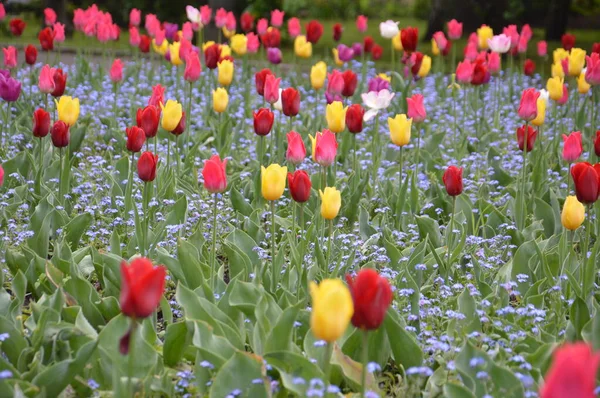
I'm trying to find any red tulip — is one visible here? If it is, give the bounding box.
[25,45,37,65]
[333,23,343,42]
[523,59,535,76]
[287,170,312,203]
[204,44,221,70]
[263,74,280,104]
[561,33,576,51]
[363,36,374,53]
[184,52,201,82]
[139,35,151,53]
[562,131,583,162]
[38,27,54,51]
[202,155,227,193]
[592,42,600,55]
[442,166,463,196]
[406,94,426,123]
[594,130,600,157]
[306,20,323,44]
[126,126,146,152]
[33,108,50,138]
[148,84,164,110]
[401,27,418,53]
[260,27,281,48]
[51,120,70,148]
[286,131,306,165]
[518,88,540,122]
[241,12,254,33]
[409,52,424,76]
[471,60,489,85]
[9,18,26,37]
[120,257,166,319]
[253,108,274,136]
[136,106,160,138]
[255,68,274,97]
[281,88,300,117]
[138,151,158,182]
[571,162,600,204]
[516,124,537,152]
[0,165,3,187]
[346,268,393,330]
[51,68,66,97]
[345,104,364,134]
[540,343,600,398]
[341,70,357,97]
[371,44,383,60]
[172,111,186,135]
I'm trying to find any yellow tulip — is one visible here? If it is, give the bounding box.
[309,279,353,342]
[551,62,565,78]
[160,100,183,132]
[294,35,312,58]
[218,59,234,86]
[578,72,591,94]
[547,76,564,101]
[169,41,183,66]
[222,27,235,39]
[477,25,493,50]
[319,187,341,220]
[332,48,343,66]
[392,33,403,51]
[326,101,347,133]
[152,39,168,55]
[230,34,247,56]
[530,98,546,127]
[202,41,216,52]
[220,44,231,58]
[378,73,391,82]
[213,88,229,113]
[311,61,327,90]
[418,55,432,78]
[568,48,586,77]
[561,195,585,231]
[553,48,569,65]
[261,164,287,201]
[388,114,412,146]
[55,96,80,126]
[431,38,440,56]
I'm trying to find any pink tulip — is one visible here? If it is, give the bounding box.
[3,46,17,69]
[312,129,338,167]
[148,84,165,109]
[327,70,345,96]
[537,40,547,57]
[503,25,519,49]
[433,31,448,52]
[585,53,600,85]
[200,5,212,25]
[145,14,160,36]
[257,18,268,35]
[467,32,478,46]
[521,24,532,41]
[337,44,354,62]
[96,22,111,42]
[130,8,141,27]
[129,26,141,46]
[518,88,540,121]
[155,29,165,46]
[517,35,528,54]
[182,22,193,41]
[225,11,236,31]
[464,42,478,61]
[557,84,569,106]
[179,39,193,61]
[540,343,600,398]
[356,15,368,33]
[184,52,201,83]
[456,60,474,83]
[286,131,306,165]
[247,33,260,53]
[271,9,285,27]
[39,64,56,94]
[447,19,462,40]
[267,48,282,65]
[44,8,57,26]
[215,8,227,28]
[83,20,96,37]
[287,18,301,38]
[53,22,65,42]
[407,94,426,123]
[264,74,281,104]
[110,59,124,83]
[0,4,5,21]
[487,51,501,74]
[562,131,583,162]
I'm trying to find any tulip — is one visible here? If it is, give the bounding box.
[336,44,354,63]
[286,131,306,165]
[55,96,80,126]
[431,38,440,56]
[594,130,600,157]
[213,88,229,113]
[261,27,281,48]
[9,18,26,37]
[417,55,432,78]
[477,25,493,50]
[306,20,323,44]
[563,131,583,162]
[363,36,374,53]
[139,35,151,53]
[288,170,311,203]
[540,343,599,398]
[406,94,426,123]
[288,17,301,38]
[137,106,160,138]
[585,53,600,85]
[368,77,390,93]
[571,162,600,204]
[557,84,569,106]
[433,31,448,53]
[184,52,201,83]
[264,74,281,104]
[546,76,564,102]
[362,89,395,121]
[562,33,576,51]
[120,258,166,319]
[487,34,510,53]
[129,27,141,47]
[568,48,586,77]
[320,187,341,220]
[3,46,17,69]
[130,8,141,27]
[309,130,338,167]
[109,59,123,83]
[371,44,383,60]
[523,59,535,76]
[126,126,146,153]
[261,164,287,201]
[379,20,399,39]
[388,114,412,146]
[51,68,67,97]
[455,60,474,84]
[356,15,368,32]
[255,18,268,35]
[518,88,540,121]
[309,279,353,342]
[253,108,274,136]
[255,68,274,97]
[271,9,284,27]
[578,73,591,94]
[51,120,69,147]
[267,48,282,65]
[204,44,221,70]
[32,108,50,138]
[43,8,56,26]
[241,13,254,32]
[203,155,227,193]
[531,97,547,127]
[231,34,247,56]
[282,88,300,117]
[471,60,490,85]
[0,165,3,187]
[39,65,55,94]
[291,35,310,59]
[400,27,418,52]
[138,151,158,182]
[326,101,347,133]
[447,19,462,40]
[311,62,327,90]
[333,23,343,42]
[25,45,37,65]
[392,33,403,52]
[327,70,345,97]
[536,40,547,57]
[160,100,183,132]
[346,104,364,134]
[247,33,260,53]
[217,59,233,86]
[516,125,537,152]
[340,70,357,97]
[38,27,54,51]
[443,166,463,196]
[346,269,392,330]
[561,196,585,231]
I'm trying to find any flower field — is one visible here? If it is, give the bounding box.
[0,3,600,397]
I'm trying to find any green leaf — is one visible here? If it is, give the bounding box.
[163,322,192,367]
[383,309,423,370]
[415,216,442,248]
[570,297,590,339]
[231,187,253,216]
[443,382,477,398]
[209,352,269,398]
[264,351,324,396]
[64,213,93,252]
[264,305,299,353]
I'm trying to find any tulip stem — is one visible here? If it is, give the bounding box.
[581,205,592,292]
[360,329,369,398]
[323,342,334,392]
[446,195,457,274]
[326,219,333,274]
[353,134,358,191]
[143,182,150,256]
[211,193,218,292]
[415,125,421,180]
[185,82,193,158]
[396,147,404,228]
[520,122,529,230]
[270,200,277,290]
[176,135,181,174]
[127,321,136,398]
[58,147,64,200]
[390,40,395,73]
[299,203,304,234]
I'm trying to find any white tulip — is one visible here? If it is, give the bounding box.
[379,20,399,39]
[362,89,395,121]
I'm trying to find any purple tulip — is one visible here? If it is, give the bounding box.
[0,70,9,80]
[0,73,21,102]
[325,91,343,104]
[164,23,179,40]
[368,77,390,93]
[352,42,363,57]
[337,44,354,62]
[267,48,282,65]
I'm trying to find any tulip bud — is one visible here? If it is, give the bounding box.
[202,155,227,193]
[286,131,306,165]
[516,125,537,152]
[346,104,364,134]
[561,195,585,231]
[571,162,600,204]
[213,88,229,113]
[346,269,393,330]
[388,114,411,146]
[442,166,463,196]
[184,52,201,82]
[109,59,124,83]
[255,68,274,96]
[406,94,426,123]
[217,59,234,86]
[253,108,274,136]
[25,44,37,65]
[309,130,338,167]
[120,258,166,319]
[261,164,287,201]
[264,74,281,104]
[281,88,300,117]
[33,108,50,138]
[126,126,146,153]
[51,68,67,97]
[160,100,183,132]
[518,88,540,122]
[341,70,357,97]
[288,170,311,203]
[562,131,583,162]
[51,120,70,148]
[136,106,160,138]
[309,279,353,342]
[319,186,341,219]
[326,101,347,133]
[138,151,158,182]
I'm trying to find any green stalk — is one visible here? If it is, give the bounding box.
[446,196,457,272]
[326,219,333,274]
[395,147,404,228]
[360,330,369,398]
[143,182,150,256]
[185,82,193,157]
[211,194,218,291]
[323,342,334,392]
[127,321,137,398]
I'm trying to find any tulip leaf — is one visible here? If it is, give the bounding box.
[64,212,93,252]
[443,382,477,398]
[231,187,253,216]
[209,351,269,398]
[264,351,324,396]
[331,342,380,393]
[415,215,442,248]
[383,309,423,370]
[163,321,192,367]
[264,305,299,354]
